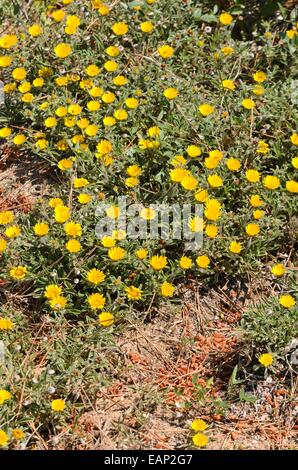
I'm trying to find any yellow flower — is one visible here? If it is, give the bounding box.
[207,174,223,188]
[66,14,80,28]
[102,91,115,103]
[140,21,154,33]
[250,194,263,207]
[103,116,116,127]
[222,79,235,91]
[290,133,298,145]
[5,225,21,238]
[150,255,167,270]
[0,389,11,405]
[192,432,208,447]
[125,97,138,109]
[181,175,198,191]
[51,10,66,22]
[125,177,139,187]
[44,285,62,299]
[198,103,214,116]
[195,188,208,202]
[98,312,114,327]
[0,210,14,225]
[33,77,44,87]
[0,34,18,49]
[204,155,221,169]
[164,87,179,99]
[0,318,14,330]
[49,197,63,208]
[49,295,67,310]
[51,399,66,411]
[56,76,68,86]
[263,175,280,190]
[179,256,192,269]
[64,222,82,238]
[271,264,285,277]
[114,109,128,120]
[259,353,273,367]
[113,75,127,86]
[54,205,70,223]
[87,269,106,285]
[221,46,234,55]
[97,4,110,15]
[204,198,221,221]
[189,217,204,232]
[22,92,34,103]
[252,84,265,96]
[0,238,7,253]
[12,429,25,440]
[286,180,298,193]
[253,71,267,83]
[245,169,260,183]
[54,43,72,59]
[245,223,260,236]
[65,239,81,253]
[0,430,9,447]
[105,46,120,58]
[68,103,82,116]
[226,158,241,171]
[140,208,156,220]
[242,99,255,110]
[34,222,49,236]
[28,24,42,36]
[186,145,201,158]
[126,286,142,300]
[147,126,161,138]
[161,281,175,297]
[84,124,98,137]
[279,294,295,309]
[0,55,12,67]
[286,29,297,39]
[88,293,106,310]
[73,178,90,189]
[13,134,26,145]
[44,117,57,128]
[158,45,174,59]
[229,241,242,254]
[78,194,92,204]
[191,419,207,432]
[104,60,118,72]
[10,266,27,280]
[108,246,125,261]
[136,248,148,260]
[12,67,26,81]
[101,236,116,248]
[205,224,218,238]
[253,209,265,220]
[257,140,269,154]
[105,206,120,219]
[171,155,187,167]
[86,101,99,113]
[112,22,128,35]
[0,127,11,138]
[219,12,233,26]
[18,81,31,93]
[196,255,210,269]
[97,139,113,155]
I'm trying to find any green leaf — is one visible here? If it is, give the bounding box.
[193,8,202,20]
[200,13,217,23]
[239,387,257,403]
